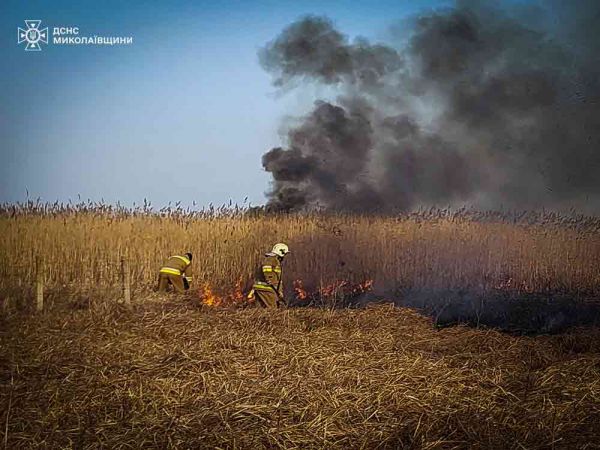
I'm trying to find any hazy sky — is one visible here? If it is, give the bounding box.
[1,0,451,209]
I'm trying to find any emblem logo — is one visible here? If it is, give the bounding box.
[18,20,48,51]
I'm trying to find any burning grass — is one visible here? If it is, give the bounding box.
[1,205,599,303]
[1,203,599,331]
[1,300,599,448]
[293,278,374,306]
[1,204,599,445]
[198,278,248,307]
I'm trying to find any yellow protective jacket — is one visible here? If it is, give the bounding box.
[159,255,192,279]
[253,253,283,296]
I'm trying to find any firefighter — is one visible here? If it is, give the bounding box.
[157,252,193,293]
[251,243,289,308]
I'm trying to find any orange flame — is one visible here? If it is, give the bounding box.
[231,277,248,305]
[293,279,374,301]
[294,279,308,301]
[200,278,374,306]
[320,280,347,297]
[353,279,374,294]
[198,277,250,307]
[199,283,221,307]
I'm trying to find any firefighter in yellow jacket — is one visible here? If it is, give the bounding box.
[157,252,193,293]
[251,243,289,308]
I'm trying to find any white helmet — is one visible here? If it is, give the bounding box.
[271,243,289,257]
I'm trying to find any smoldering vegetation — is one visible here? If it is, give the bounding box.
[1,206,599,447]
[259,1,600,214]
[338,289,600,335]
[1,203,599,334]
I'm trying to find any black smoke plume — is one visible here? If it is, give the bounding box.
[259,1,600,213]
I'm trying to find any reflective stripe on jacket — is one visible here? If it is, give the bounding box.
[253,281,276,291]
[172,255,191,266]
[254,253,282,294]
[160,255,192,277]
[262,265,282,274]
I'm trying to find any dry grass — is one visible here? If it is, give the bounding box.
[1,205,599,302]
[1,205,599,447]
[1,301,599,449]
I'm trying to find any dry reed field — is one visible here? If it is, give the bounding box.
[1,202,599,302]
[1,203,600,448]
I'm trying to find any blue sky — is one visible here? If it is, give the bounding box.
[1,0,450,208]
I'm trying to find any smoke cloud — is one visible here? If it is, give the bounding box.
[258,1,600,213]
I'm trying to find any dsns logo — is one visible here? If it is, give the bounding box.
[17,20,48,51]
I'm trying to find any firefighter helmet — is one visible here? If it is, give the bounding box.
[272,243,289,257]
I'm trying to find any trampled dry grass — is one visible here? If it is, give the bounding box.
[1,300,600,449]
